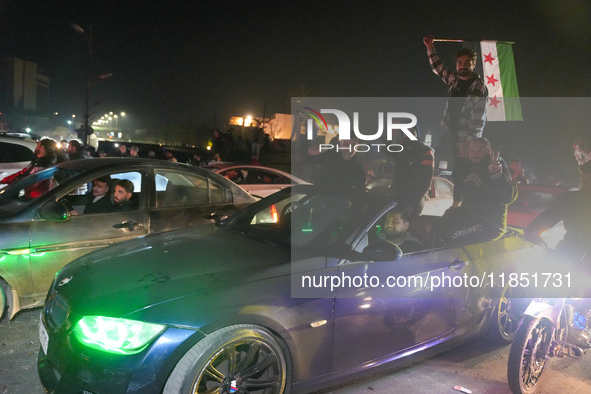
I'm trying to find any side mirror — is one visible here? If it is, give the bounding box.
[362,240,403,262]
[39,201,70,222]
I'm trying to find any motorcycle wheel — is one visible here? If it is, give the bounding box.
[507,315,554,394]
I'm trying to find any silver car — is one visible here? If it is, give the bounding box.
[0,158,256,320]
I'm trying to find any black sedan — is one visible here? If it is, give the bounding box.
[0,158,256,320]
[38,185,539,393]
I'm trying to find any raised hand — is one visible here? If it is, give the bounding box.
[423,35,434,49]
[488,150,502,175]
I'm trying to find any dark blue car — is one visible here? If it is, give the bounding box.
[38,185,538,393]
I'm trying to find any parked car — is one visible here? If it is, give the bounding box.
[0,158,256,320]
[0,135,37,188]
[366,176,454,216]
[507,183,568,249]
[38,185,539,394]
[214,165,309,197]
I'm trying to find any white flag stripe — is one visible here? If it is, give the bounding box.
[480,40,505,121]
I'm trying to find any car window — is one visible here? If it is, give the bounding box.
[243,169,289,185]
[0,167,80,214]
[155,169,229,208]
[0,142,34,162]
[58,171,142,214]
[220,169,247,184]
[224,191,360,248]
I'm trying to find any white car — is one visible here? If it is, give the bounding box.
[214,165,309,198]
[366,176,454,216]
[0,135,37,188]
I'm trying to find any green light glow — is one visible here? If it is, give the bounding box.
[4,249,31,256]
[73,316,165,355]
[302,228,313,232]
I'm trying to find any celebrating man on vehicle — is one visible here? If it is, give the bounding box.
[423,35,488,158]
[436,138,517,245]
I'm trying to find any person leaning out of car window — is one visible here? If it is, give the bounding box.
[110,179,135,212]
[71,175,113,216]
[0,137,58,197]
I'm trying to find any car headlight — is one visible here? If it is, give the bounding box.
[73,316,166,355]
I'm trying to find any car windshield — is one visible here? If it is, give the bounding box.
[221,188,376,250]
[0,167,82,217]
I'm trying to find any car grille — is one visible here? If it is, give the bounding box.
[45,292,71,331]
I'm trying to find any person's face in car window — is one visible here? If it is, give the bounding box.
[92,180,109,197]
[113,185,131,204]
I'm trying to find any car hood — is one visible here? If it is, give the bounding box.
[54,224,291,318]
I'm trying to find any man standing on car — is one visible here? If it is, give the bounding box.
[423,35,488,159]
[525,160,591,260]
[436,138,517,245]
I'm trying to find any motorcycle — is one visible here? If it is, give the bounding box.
[507,254,591,394]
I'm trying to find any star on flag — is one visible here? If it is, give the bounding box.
[486,74,499,87]
[489,96,501,108]
[483,52,495,65]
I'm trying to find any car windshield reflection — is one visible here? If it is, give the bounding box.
[222,189,372,249]
[0,167,82,216]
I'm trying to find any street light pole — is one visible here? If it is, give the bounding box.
[72,23,93,146]
[84,25,92,147]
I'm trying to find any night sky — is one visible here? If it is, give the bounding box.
[1,1,590,179]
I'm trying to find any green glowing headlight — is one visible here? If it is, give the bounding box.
[73,316,166,355]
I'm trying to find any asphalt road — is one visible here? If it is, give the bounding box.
[1,308,590,394]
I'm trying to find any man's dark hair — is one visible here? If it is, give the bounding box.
[69,140,83,151]
[114,179,134,194]
[387,206,410,223]
[95,175,111,184]
[454,48,477,64]
[471,137,491,150]
[39,137,58,155]
[509,157,521,164]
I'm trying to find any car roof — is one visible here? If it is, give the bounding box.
[0,135,38,148]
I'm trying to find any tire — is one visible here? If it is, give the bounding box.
[0,279,13,322]
[507,316,553,394]
[163,324,290,394]
[487,286,527,343]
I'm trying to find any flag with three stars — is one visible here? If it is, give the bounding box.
[479,41,523,121]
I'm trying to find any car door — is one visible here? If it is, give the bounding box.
[149,167,238,233]
[28,169,149,304]
[330,213,471,371]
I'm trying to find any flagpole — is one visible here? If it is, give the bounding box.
[433,38,515,44]
[433,39,465,42]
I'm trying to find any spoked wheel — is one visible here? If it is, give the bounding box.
[507,316,554,394]
[488,286,527,343]
[164,324,290,394]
